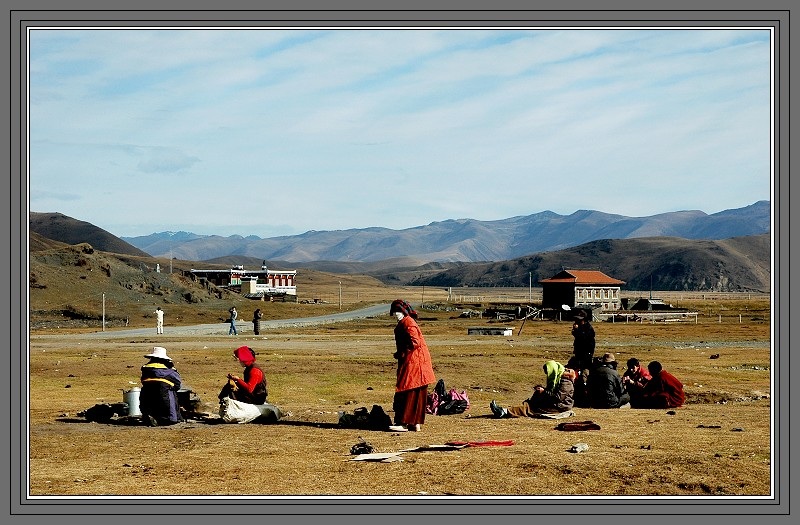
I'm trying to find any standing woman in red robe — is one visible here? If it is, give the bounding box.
[388,299,436,432]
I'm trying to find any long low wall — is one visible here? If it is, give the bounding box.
[467,326,514,336]
[445,287,769,305]
[596,312,699,323]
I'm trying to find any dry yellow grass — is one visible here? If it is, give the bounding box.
[26,297,773,502]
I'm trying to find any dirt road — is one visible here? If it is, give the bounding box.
[43,303,391,339]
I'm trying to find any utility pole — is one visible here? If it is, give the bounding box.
[529,272,532,302]
[102,293,106,332]
[338,281,342,310]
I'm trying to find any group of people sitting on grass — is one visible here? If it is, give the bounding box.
[489,354,686,419]
[139,344,269,427]
[490,309,686,419]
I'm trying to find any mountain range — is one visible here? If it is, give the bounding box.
[119,200,770,264]
[28,202,772,293]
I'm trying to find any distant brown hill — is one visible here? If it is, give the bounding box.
[29,212,150,257]
[199,235,771,293]
[394,234,771,293]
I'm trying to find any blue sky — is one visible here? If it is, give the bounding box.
[27,27,773,238]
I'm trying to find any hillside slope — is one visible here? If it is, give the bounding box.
[27,239,394,331]
[398,234,771,293]
[30,212,151,257]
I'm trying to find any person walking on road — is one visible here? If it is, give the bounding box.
[252,308,263,336]
[228,306,238,335]
[154,306,164,335]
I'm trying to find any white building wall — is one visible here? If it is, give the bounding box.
[574,286,621,311]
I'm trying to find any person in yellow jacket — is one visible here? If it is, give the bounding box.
[490,360,577,418]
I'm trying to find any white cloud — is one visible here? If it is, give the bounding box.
[28,27,772,236]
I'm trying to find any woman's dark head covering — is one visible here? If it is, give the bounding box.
[389,299,418,320]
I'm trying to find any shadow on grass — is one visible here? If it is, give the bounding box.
[57,414,500,428]
[56,416,146,426]
[275,420,342,429]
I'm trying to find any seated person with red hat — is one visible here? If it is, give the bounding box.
[218,345,268,405]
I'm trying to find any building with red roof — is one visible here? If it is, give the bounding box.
[539,269,626,312]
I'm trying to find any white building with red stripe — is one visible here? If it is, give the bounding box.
[189,263,297,299]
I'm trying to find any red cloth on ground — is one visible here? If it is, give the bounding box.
[445,440,515,447]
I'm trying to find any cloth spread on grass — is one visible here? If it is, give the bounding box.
[534,410,574,419]
[349,440,514,463]
[554,420,601,431]
[349,452,404,462]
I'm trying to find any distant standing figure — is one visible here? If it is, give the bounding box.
[228,307,238,335]
[154,306,164,334]
[568,310,595,407]
[252,308,263,336]
[140,346,182,426]
[388,299,436,432]
[636,361,685,409]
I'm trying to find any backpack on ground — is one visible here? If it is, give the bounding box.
[426,379,446,414]
[426,378,470,415]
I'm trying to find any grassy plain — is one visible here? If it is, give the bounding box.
[27,289,773,500]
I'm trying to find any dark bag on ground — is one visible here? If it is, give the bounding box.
[338,404,391,431]
[79,402,129,423]
[426,378,470,415]
[438,398,469,415]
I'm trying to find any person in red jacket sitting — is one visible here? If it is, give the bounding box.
[218,345,268,405]
[622,357,652,407]
[636,360,685,408]
[388,299,436,432]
